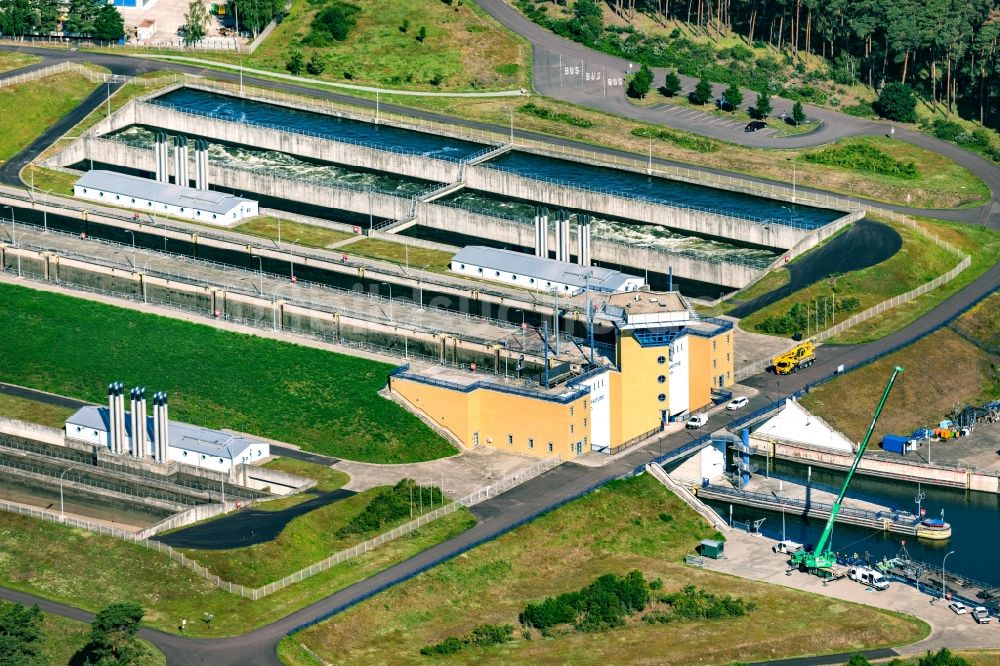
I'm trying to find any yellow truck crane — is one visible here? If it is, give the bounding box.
[771,340,816,375]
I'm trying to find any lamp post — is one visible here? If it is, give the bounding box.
[942,550,956,600]
[288,239,300,280]
[381,282,393,323]
[515,309,525,349]
[59,467,73,519]
[124,229,136,269]
[251,255,263,294]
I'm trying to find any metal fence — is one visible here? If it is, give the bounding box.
[0,61,108,88]
[0,454,559,600]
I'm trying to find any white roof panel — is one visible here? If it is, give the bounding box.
[452,246,639,291]
[75,170,253,215]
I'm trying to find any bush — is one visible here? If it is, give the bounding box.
[792,101,806,124]
[631,126,719,153]
[628,64,654,99]
[285,50,304,75]
[518,102,595,128]
[305,52,326,76]
[875,82,917,123]
[420,635,463,655]
[337,479,442,537]
[399,18,409,32]
[842,102,876,118]
[304,1,359,46]
[802,143,918,179]
[419,623,513,656]
[658,512,673,522]
[520,570,649,633]
[416,25,427,42]
[657,585,756,621]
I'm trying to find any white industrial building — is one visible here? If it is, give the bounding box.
[65,384,268,471]
[450,246,644,295]
[73,170,257,225]
[751,398,855,453]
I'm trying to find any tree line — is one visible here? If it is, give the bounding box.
[0,0,125,41]
[524,0,1000,127]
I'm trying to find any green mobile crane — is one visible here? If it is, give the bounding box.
[790,366,904,575]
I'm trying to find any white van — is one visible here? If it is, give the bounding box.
[848,567,889,591]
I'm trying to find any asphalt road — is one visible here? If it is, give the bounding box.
[0,35,998,664]
[1,45,995,227]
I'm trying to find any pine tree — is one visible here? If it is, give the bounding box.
[689,77,713,105]
[754,91,772,118]
[660,71,682,97]
[92,4,125,41]
[721,81,743,110]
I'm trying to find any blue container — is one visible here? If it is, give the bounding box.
[882,434,908,455]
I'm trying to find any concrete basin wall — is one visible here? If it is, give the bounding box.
[464,165,807,250]
[74,139,411,221]
[418,203,760,289]
[132,102,461,184]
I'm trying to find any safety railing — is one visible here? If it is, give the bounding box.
[0,61,109,88]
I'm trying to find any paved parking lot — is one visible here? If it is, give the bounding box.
[646,101,782,137]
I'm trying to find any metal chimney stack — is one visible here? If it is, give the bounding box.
[173,136,189,187]
[153,392,169,464]
[576,214,591,267]
[129,387,139,456]
[556,210,570,262]
[107,383,117,451]
[159,132,170,183]
[114,382,126,454]
[534,206,549,259]
[195,139,209,190]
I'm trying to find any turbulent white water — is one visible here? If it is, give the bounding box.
[442,191,778,266]
[110,126,432,197]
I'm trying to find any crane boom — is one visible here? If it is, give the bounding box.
[791,366,903,573]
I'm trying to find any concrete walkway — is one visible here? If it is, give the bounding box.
[703,530,1000,655]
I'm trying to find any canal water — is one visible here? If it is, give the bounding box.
[154,88,487,162]
[487,151,844,228]
[110,126,434,197]
[441,189,778,266]
[702,457,1000,587]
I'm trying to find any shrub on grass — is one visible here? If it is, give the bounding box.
[802,143,918,179]
[875,82,917,123]
[660,71,682,97]
[519,570,649,633]
[631,126,719,153]
[285,50,304,75]
[419,624,513,656]
[792,101,806,124]
[337,479,442,536]
[518,102,595,128]
[842,102,876,118]
[654,585,756,621]
[689,77,713,105]
[304,1,359,46]
[305,52,326,76]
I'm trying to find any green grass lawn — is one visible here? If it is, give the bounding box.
[0,73,97,163]
[0,52,41,73]
[0,393,76,428]
[179,482,455,587]
[347,238,453,273]
[195,0,529,92]
[738,218,960,336]
[829,218,1000,343]
[0,599,165,666]
[263,457,348,492]
[0,507,474,638]
[234,217,354,248]
[0,282,453,463]
[801,292,1000,443]
[23,165,79,196]
[279,473,927,665]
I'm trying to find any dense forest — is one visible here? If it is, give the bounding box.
[519,0,1000,127]
[0,0,125,40]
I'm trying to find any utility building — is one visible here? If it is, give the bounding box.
[389,290,733,460]
[74,170,258,225]
[65,383,268,471]
[450,246,643,296]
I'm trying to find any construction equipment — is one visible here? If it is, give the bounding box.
[789,366,903,576]
[771,340,816,375]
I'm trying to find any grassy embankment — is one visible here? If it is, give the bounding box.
[0,600,165,665]
[234,216,354,247]
[0,282,453,463]
[801,292,1000,443]
[346,238,454,273]
[0,503,473,637]
[174,458,469,587]
[279,473,928,665]
[731,217,1000,344]
[0,393,76,427]
[0,52,41,73]
[0,73,97,163]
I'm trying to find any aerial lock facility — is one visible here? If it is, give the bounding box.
[390,290,733,460]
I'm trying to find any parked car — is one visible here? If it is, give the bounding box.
[972,607,993,624]
[727,396,749,410]
[948,601,968,615]
[686,413,708,429]
[716,98,735,111]
[772,540,802,554]
[745,120,767,132]
[847,566,889,591]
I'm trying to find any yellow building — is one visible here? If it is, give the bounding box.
[389,291,733,460]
